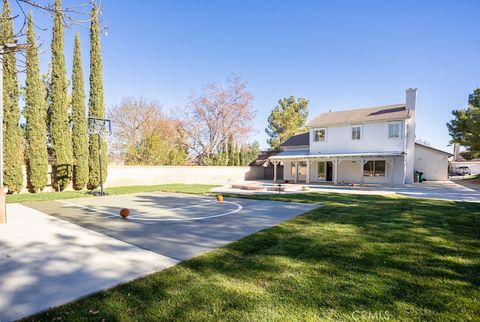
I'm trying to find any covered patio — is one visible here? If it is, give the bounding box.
[269,151,407,186]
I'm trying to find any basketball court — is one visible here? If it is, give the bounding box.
[25,192,319,261]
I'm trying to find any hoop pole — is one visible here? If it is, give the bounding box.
[98,134,104,195]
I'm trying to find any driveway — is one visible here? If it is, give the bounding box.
[390,181,480,202]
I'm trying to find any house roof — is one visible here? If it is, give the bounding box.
[280,132,309,147]
[249,150,271,167]
[307,104,410,127]
[415,143,453,156]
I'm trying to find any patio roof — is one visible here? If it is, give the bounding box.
[269,151,405,160]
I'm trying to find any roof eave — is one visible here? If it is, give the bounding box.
[269,151,405,160]
[307,116,410,128]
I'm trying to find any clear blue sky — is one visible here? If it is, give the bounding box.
[16,0,480,151]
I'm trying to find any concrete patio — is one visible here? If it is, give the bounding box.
[214,180,480,202]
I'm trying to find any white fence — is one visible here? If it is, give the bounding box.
[104,165,264,187]
[20,165,265,193]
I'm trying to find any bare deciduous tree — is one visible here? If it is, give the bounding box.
[180,76,255,163]
[107,97,187,165]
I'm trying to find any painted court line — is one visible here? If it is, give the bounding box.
[141,200,216,213]
[130,201,243,222]
[56,199,118,218]
[55,199,243,222]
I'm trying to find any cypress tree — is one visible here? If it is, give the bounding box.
[227,136,233,166]
[234,143,240,166]
[88,4,107,189]
[2,0,23,193]
[239,146,244,166]
[25,13,48,192]
[223,140,229,166]
[49,0,72,190]
[71,33,88,190]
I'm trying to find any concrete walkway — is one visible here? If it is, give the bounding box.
[0,204,179,322]
[389,181,480,202]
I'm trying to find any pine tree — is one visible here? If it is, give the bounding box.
[88,4,107,189]
[71,33,88,190]
[266,96,309,150]
[2,0,23,193]
[25,13,48,192]
[49,0,72,190]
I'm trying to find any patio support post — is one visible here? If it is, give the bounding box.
[273,161,278,182]
[306,160,310,184]
[359,157,364,184]
[386,158,395,185]
[293,161,299,183]
[333,158,338,185]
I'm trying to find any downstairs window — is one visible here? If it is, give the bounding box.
[363,160,386,177]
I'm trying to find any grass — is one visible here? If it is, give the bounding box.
[461,174,479,181]
[6,184,218,203]
[25,192,480,321]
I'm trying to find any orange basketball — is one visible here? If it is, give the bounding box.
[216,195,223,203]
[120,208,130,219]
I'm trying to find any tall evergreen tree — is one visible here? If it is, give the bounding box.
[447,88,480,158]
[223,140,229,166]
[234,143,240,166]
[49,0,72,190]
[240,145,245,166]
[25,13,48,192]
[266,96,309,150]
[2,0,23,193]
[71,33,88,190]
[88,4,107,189]
[227,136,234,166]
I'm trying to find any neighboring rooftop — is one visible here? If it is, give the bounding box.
[280,132,309,147]
[415,142,453,156]
[307,103,410,127]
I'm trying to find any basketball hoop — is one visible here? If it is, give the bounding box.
[88,117,112,196]
[88,117,112,137]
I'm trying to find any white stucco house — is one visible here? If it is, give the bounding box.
[269,88,452,185]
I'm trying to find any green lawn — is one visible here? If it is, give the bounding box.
[26,192,480,321]
[6,184,218,203]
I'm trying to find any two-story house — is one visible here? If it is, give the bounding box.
[269,89,452,185]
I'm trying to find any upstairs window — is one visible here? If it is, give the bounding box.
[388,122,401,138]
[313,129,326,142]
[351,125,361,140]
